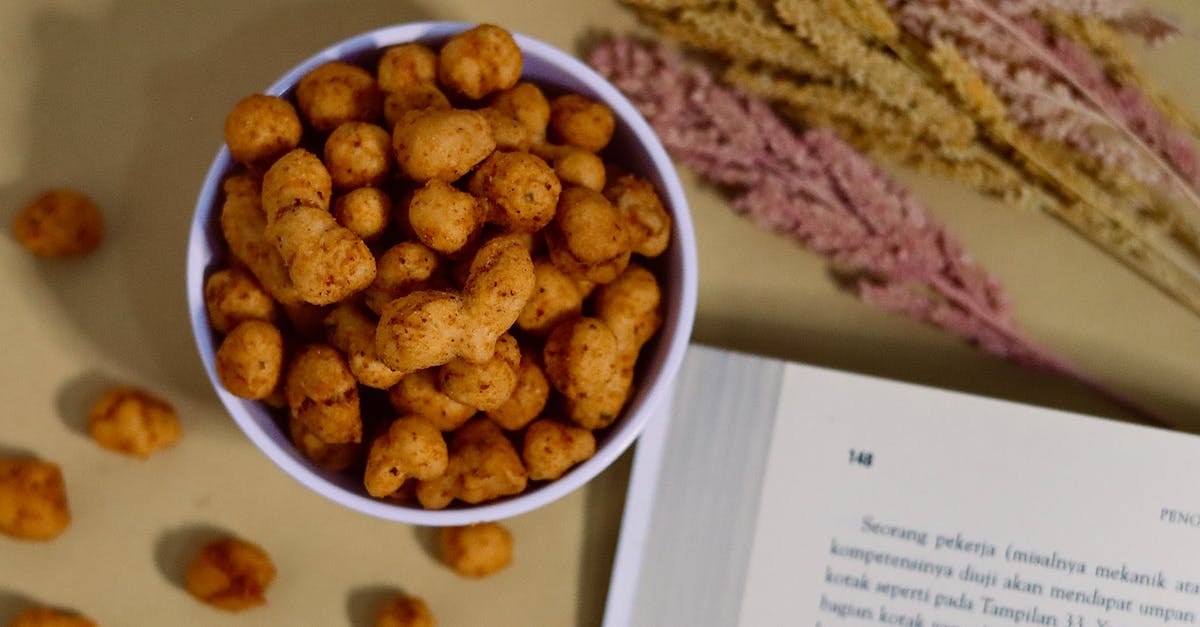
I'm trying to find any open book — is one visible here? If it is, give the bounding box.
[604,344,1200,627]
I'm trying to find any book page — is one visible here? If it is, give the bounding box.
[738,363,1200,627]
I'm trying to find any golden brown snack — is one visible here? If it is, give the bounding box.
[387,369,477,432]
[12,189,103,257]
[289,414,361,470]
[375,235,534,374]
[324,122,394,191]
[604,175,671,257]
[7,607,96,627]
[545,187,631,284]
[185,536,276,611]
[439,522,513,578]
[477,107,534,152]
[416,418,527,509]
[363,415,449,498]
[204,267,279,334]
[516,259,588,335]
[0,457,70,541]
[543,317,619,401]
[548,94,615,153]
[375,594,436,627]
[489,82,550,144]
[295,61,382,133]
[219,174,304,306]
[333,187,392,242]
[437,24,522,100]
[216,320,285,400]
[285,343,363,444]
[392,109,495,183]
[364,241,443,315]
[468,151,561,233]
[262,149,376,305]
[548,146,607,191]
[87,387,182,458]
[406,180,483,256]
[382,85,453,129]
[377,43,438,93]
[437,334,520,411]
[486,350,550,430]
[324,303,403,389]
[564,265,663,429]
[522,418,596,481]
[223,94,303,169]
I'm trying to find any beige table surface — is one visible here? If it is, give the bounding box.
[1,1,1198,625]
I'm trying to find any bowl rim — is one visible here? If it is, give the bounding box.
[186,21,698,526]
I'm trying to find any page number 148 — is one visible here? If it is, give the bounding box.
[849,450,874,467]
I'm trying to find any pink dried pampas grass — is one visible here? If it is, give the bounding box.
[590,37,1169,427]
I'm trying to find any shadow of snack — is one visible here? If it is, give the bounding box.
[153,522,234,591]
[411,524,442,565]
[0,443,38,460]
[53,369,124,439]
[0,590,36,625]
[346,583,410,627]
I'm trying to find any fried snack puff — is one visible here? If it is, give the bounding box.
[204,267,278,334]
[564,265,663,429]
[516,259,589,335]
[416,418,527,509]
[285,344,362,444]
[392,109,495,183]
[437,24,522,100]
[375,235,535,374]
[364,241,442,315]
[489,83,551,144]
[325,122,394,191]
[486,349,550,430]
[219,174,304,307]
[295,61,382,133]
[324,303,404,389]
[439,522,513,578]
[334,187,392,242]
[215,320,285,400]
[363,415,448,498]
[468,151,561,233]
[477,107,534,152]
[376,595,436,627]
[12,189,103,257]
[407,180,483,256]
[543,317,619,401]
[604,175,671,257]
[0,457,70,541]
[7,608,96,627]
[382,85,453,130]
[377,43,438,93]
[522,418,596,481]
[536,144,606,191]
[545,187,631,284]
[88,387,182,458]
[262,149,376,305]
[387,369,476,432]
[289,414,361,471]
[549,94,615,153]
[223,94,302,170]
[185,536,276,612]
[437,334,520,411]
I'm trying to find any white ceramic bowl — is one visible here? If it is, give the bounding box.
[186,22,697,525]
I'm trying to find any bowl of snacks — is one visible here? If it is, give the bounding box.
[186,22,697,525]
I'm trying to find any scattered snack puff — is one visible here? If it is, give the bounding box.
[7,608,96,627]
[206,23,672,509]
[0,457,70,541]
[88,387,182,458]
[439,522,513,578]
[12,189,103,257]
[185,536,276,611]
[375,594,436,627]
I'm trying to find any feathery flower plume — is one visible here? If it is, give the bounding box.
[590,37,1169,426]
